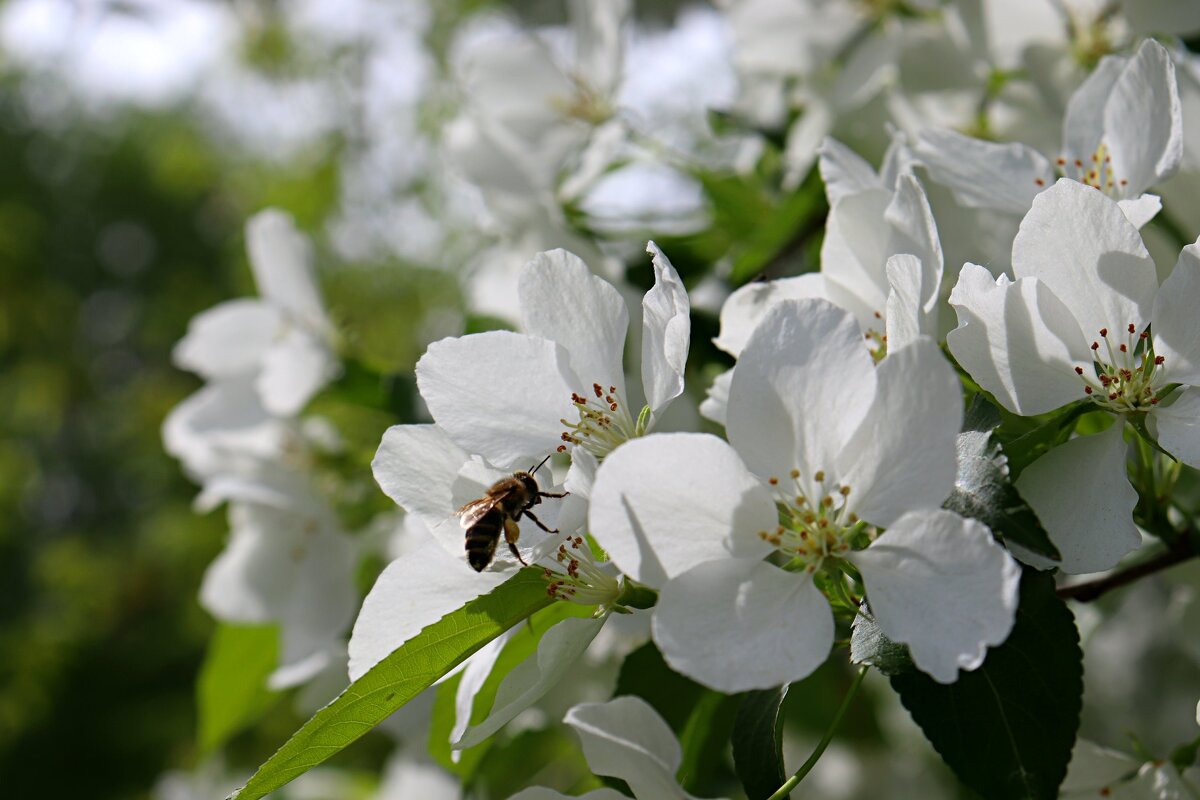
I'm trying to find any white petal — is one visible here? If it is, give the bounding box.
[641,242,691,418]
[201,503,357,672]
[947,264,1090,416]
[820,188,893,320]
[1103,39,1183,195]
[1011,179,1157,339]
[555,448,598,537]
[571,0,628,97]
[699,368,732,426]
[782,100,834,190]
[520,249,628,397]
[1117,194,1162,228]
[565,696,700,800]
[372,425,470,532]
[728,299,875,483]
[588,433,776,589]
[416,331,578,469]
[245,209,329,330]
[454,616,605,749]
[840,338,962,528]
[172,300,279,379]
[712,274,829,357]
[818,136,881,204]
[1152,240,1200,385]
[653,559,833,692]
[1063,55,1124,167]
[162,379,292,481]
[849,509,1021,684]
[1014,425,1140,574]
[885,174,944,278]
[1151,387,1200,469]
[913,128,1052,214]
[256,327,338,417]
[884,253,942,352]
[450,627,520,754]
[348,537,509,680]
[1061,739,1142,794]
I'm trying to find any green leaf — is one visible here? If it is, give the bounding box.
[676,690,740,793]
[727,175,826,286]
[197,623,281,754]
[228,568,556,800]
[994,400,1091,477]
[891,569,1082,800]
[849,603,914,677]
[732,685,789,800]
[614,642,705,732]
[945,396,1060,560]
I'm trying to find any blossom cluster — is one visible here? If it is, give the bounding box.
[154,1,1200,798]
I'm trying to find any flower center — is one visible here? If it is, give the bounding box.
[756,468,864,573]
[542,535,620,607]
[1056,142,1129,199]
[558,382,637,459]
[864,312,887,363]
[1074,323,1165,412]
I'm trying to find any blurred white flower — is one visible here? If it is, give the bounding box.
[174,210,339,418]
[916,39,1182,229]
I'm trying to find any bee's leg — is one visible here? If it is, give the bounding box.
[539,491,569,499]
[524,510,559,534]
[503,517,528,566]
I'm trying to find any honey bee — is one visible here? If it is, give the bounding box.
[457,454,568,572]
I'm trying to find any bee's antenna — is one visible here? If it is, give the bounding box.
[529,453,553,475]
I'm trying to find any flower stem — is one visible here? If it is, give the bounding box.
[766,665,869,800]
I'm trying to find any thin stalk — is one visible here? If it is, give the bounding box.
[766,665,869,800]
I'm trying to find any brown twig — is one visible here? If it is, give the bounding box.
[1056,534,1198,603]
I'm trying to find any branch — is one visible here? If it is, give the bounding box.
[1056,533,1198,603]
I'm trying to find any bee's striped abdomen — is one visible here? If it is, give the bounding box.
[465,507,503,572]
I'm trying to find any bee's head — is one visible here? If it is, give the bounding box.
[515,471,540,499]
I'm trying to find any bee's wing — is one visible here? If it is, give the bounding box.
[456,497,497,529]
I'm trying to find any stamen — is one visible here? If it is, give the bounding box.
[1072,323,1165,412]
[560,380,639,460]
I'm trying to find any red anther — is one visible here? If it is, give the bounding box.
[873,311,882,319]
[609,403,617,411]
[609,386,616,394]
[557,445,567,453]
[1105,155,1111,163]
[1075,366,1084,375]
[863,332,871,340]
[1151,397,1160,404]
[1084,387,1093,394]
[1034,178,1045,186]
[1057,157,1066,165]
[1091,154,1099,162]
[1155,355,1165,365]
[1109,393,1118,400]
[1120,179,1128,186]
[1075,159,1083,168]
[1140,331,1149,339]
[1099,375,1111,386]
[1091,341,1100,351]
[1100,327,1108,336]
[1119,344,1128,352]
[1128,323,1136,333]
[593,383,603,397]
